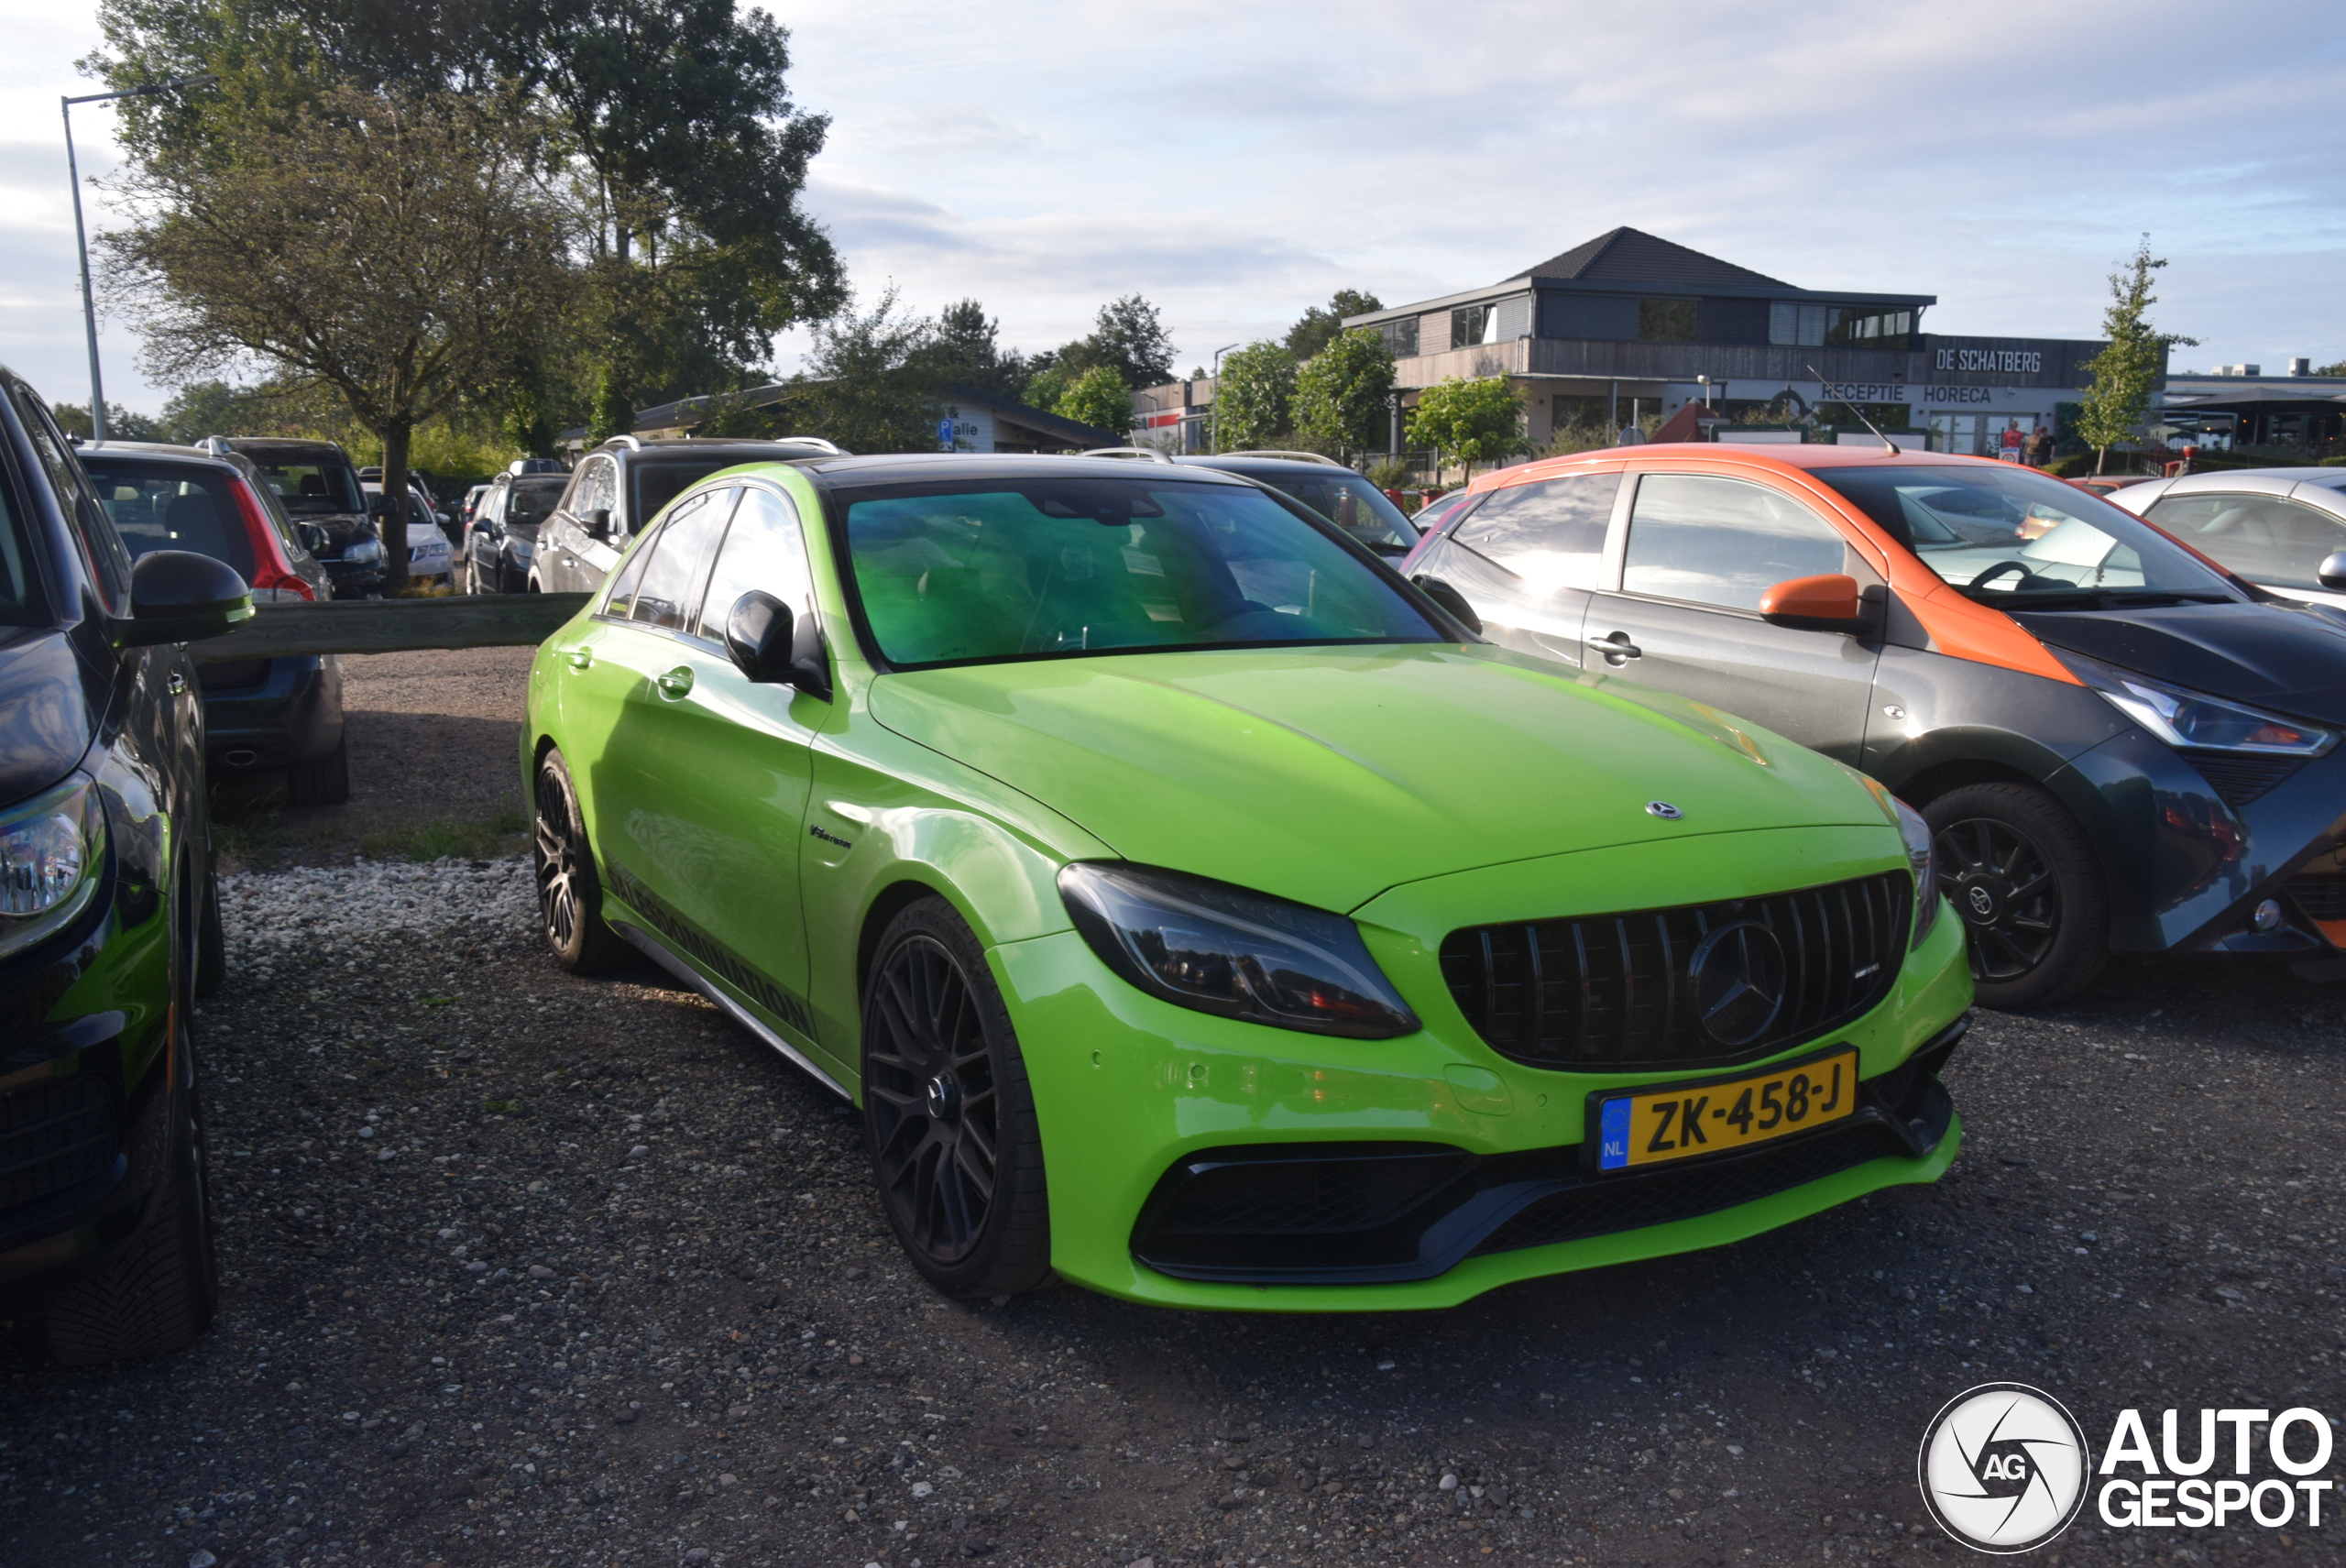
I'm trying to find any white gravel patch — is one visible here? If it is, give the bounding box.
[219,857,537,975]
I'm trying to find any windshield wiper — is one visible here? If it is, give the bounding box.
[1984,587,2235,611]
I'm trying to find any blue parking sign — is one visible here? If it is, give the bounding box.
[937,418,956,452]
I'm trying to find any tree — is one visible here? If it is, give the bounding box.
[787,288,948,455]
[1211,343,1297,451]
[1052,366,1131,438]
[1285,289,1383,361]
[1291,328,1396,458]
[104,86,576,591]
[1407,377,1526,478]
[2314,360,2346,378]
[52,401,166,442]
[1031,296,1177,395]
[915,298,1028,401]
[2077,237,2198,475]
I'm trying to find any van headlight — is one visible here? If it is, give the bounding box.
[0,776,105,958]
[1894,797,1942,948]
[1058,861,1420,1037]
[2059,650,2335,757]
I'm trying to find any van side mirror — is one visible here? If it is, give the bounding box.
[2320,551,2346,591]
[1759,573,1869,631]
[1410,575,1483,636]
[724,590,833,700]
[116,550,255,648]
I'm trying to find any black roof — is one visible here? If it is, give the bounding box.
[1505,226,1792,289]
[794,453,1257,490]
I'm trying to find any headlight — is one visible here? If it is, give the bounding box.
[345,536,384,565]
[1894,797,1942,948]
[2059,650,2335,757]
[0,776,105,958]
[1058,861,1420,1038]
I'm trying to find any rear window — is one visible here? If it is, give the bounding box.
[249,454,365,516]
[82,457,257,583]
[633,458,750,524]
[505,477,566,527]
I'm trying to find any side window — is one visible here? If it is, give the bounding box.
[16,387,131,610]
[2144,493,2346,592]
[629,487,737,631]
[583,459,619,526]
[695,486,812,641]
[601,518,662,618]
[1453,472,1619,592]
[1621,474,1854,611]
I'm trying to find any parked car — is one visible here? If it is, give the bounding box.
[359,467,450,532]
[360,483,455,587]
[2068,475,2158,499]
[1407,443,2346,1009]
[524,453,1970,1309]
[2102,467,2346,609]
[210,436,384,598]
[464,466,569,595]
[0,365,249,1362]
[79,442,348,805]
[1398,489,1478,572]
[531,435,847,595]
[458,483,492,529]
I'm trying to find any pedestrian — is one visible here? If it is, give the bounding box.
[2025,423,2053,467]
[2000,420,2025,463]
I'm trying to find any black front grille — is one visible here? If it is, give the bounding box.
[1439,872,1912,1071]
[0,1075,122,1213]
[2287,872,2346,923]
[2182,750,2305,808]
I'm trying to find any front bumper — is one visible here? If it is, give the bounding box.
[996,832,1975,1311]
[321,556,385,598]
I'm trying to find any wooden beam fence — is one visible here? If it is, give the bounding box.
[190,594,593,661]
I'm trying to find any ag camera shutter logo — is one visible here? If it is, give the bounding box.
[1917,1383,2090,1552]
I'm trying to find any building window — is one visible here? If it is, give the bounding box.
[1377,317,1420,357]
[1638,299,1699,342]
[1771,302,1921,347]
[1770,302,1826,346]
[1451,304,1496,349]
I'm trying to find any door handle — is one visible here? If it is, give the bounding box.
[654,665,695,698]
[563,646,593,670]
[1587,630,1642,663]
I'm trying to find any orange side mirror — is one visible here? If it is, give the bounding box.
[1759,573,1866,629]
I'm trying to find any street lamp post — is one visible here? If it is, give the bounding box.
[61,73,214,442]
[1208,342,1240,454]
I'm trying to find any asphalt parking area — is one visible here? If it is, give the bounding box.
[5,655,2341,1568]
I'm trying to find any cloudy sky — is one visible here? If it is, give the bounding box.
[2,0,2341,413]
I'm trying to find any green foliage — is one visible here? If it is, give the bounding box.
[1291,328,1396,457]
[2315,361,2346,378]
[1212,343,1298,451]
[50,401,166,442]
[1052,366,1132,437]
[1032,296,1178,395]
[787,287,948,454]
[1407,377,1527,474]
[2077,237,2198,474]
[1023,363,1075,418]
[1285,289,1383,361]
[1363,456,1413,490]
[915,298,1028,401]
[356,805,528,863]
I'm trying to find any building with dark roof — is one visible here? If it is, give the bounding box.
[1343,227,2136,457]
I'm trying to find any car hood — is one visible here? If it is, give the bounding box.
[0,627,95,804]
[2014,599,2346,726]
[867,645,1891,913]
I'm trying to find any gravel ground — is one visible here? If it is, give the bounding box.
[5,652,2343,1567]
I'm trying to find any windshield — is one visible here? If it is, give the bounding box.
[1224,468,1417,555]
[506,477,565,528]
[839,479,1441,669]
[83,457,258,582]
[1807,464,2236,606]
[634,458,751,524]
[249,454,365,517]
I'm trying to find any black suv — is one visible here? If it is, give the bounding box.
[1,367,250,1363]
[531,435,845,593]
[207,436,384,598]
[463,460,570,594]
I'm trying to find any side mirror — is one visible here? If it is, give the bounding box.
[1411,575,1483,636]
[724,590,833,700]
[1759,573,1869,632]
[587,508,612,540]
[368,495,395,521]
[2320,551,2346,591]
[296,522,328,557]
[116,550,255,648]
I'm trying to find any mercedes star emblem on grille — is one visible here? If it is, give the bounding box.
[1687,919,1789,1047]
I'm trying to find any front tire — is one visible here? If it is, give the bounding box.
[532,747,629,973]
[862,897,1050,1299]
[1924,781,2108,1011]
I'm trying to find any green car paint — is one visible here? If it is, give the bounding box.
[524,458,1974,1310]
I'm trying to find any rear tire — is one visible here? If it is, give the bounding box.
[1924,781,2108,1011]
[286,736,350,806]
[861,896,1051,1299]
[532,747,630,973]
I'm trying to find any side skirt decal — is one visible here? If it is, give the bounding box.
[602,858,817,1036]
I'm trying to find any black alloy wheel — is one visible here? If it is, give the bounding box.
[862,898,1049,1297]
[532,748,628,973]
[1924,781,2108,1011]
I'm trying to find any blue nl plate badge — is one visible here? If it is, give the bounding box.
[1598,1097,1630,1170]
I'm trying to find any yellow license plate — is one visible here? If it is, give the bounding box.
[1595,1048,1858,1171]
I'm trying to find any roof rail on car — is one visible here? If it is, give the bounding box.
[1218,449,1344,466]
[1080,446,1177,463]
[767,437,850,455]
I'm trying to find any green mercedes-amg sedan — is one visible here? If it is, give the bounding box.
[522,455,1973,1310]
